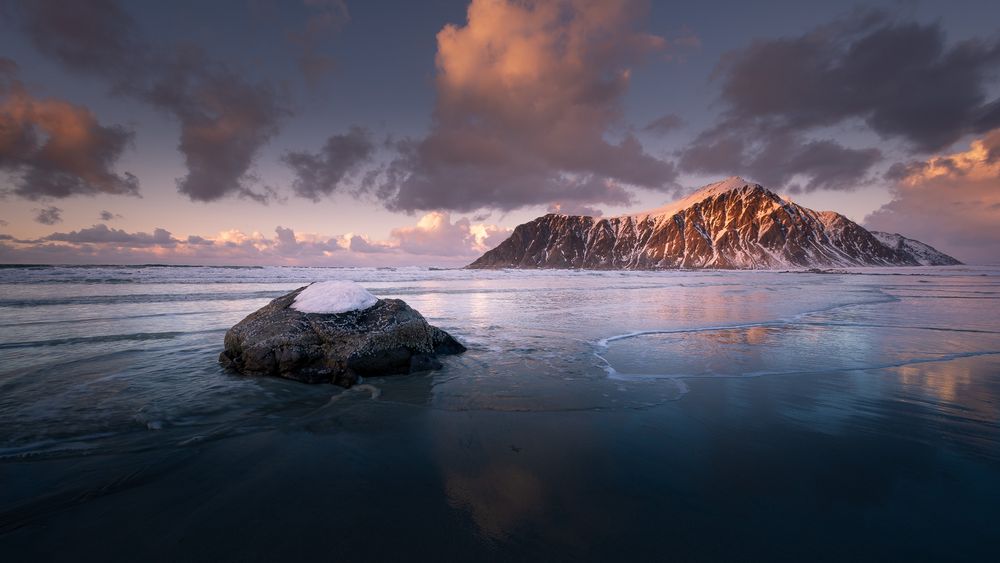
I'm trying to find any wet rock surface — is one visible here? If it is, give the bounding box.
[219,286,465,387]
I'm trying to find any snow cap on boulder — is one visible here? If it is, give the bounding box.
[292,281,379,314]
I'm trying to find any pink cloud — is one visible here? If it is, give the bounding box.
[0,213,512,266]
[390,211,507,256]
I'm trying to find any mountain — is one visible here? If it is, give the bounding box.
[870,231,962,266]
[467,177,961,270]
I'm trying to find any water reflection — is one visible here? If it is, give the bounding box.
[892,355,1000,435]
[445,464,543,540]
[429,354,1000,553]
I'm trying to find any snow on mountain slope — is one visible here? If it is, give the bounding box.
[870,232,962,266]
[468,178,962,270]
[616,176,758,220]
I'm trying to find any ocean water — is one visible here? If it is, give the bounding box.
[1,265,998,561]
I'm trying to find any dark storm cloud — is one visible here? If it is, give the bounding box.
[46,223,178,246]
[680,126,882,193]
[716,10,1000,150]
[33,206,62,225]
[371,0,679,213]
[1,59,139,199]
[374,138,639,212]
[154,53,289,202]
[680,9,1000,191]
[6,0,290,202]
[283,126,375,201]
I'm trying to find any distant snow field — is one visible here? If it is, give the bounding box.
[292,281,379,313]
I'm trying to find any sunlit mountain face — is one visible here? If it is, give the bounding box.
[2,2,1000,562]
[468,177,961,269]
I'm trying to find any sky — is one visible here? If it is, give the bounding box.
[1,0,999,266]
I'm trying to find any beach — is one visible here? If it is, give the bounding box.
[1,265,998,560]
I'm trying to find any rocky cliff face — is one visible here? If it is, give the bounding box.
[468,177,961,270]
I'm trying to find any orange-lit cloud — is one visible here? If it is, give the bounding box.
[0,59,138,199]
[11,1,289,202]
[375,0,681,212]
[866,129,1000,264]
[390,211,509,256]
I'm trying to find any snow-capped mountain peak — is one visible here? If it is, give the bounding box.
[621,176,759,220]
[469,178,961,270]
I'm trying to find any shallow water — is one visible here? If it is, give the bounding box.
[1,265,998,560]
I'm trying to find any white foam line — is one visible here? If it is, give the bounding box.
[597,350,1000,385]
[326,383,382,404]
[593,286,996,385]
[594,289,899,350]
[595,321,781,349]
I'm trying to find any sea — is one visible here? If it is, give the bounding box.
[1,264,998,561]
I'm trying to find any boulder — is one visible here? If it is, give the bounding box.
[219,282,465,387]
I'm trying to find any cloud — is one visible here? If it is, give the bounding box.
[162,60,289,202]
[680,127,882,193]
[348,211,510,257]
[713,10,1000,151]
[546,202,603,216]
[8,0,290,202]
[679,9,1000,192]
[0,212,512,265]
[641,113,684,136]
[371,0,679,212]
[390,212,480,256]
[865,129,1000,264]
[46,223,178,246]
[348,234,393,254]
[283,126,376,201]
[33,206,62,224]
[271,225,344,256]
[1,59,138,199]
[98,210,123,221]
[3,224,347,265]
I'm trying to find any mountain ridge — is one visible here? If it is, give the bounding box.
[468,178,961,270]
